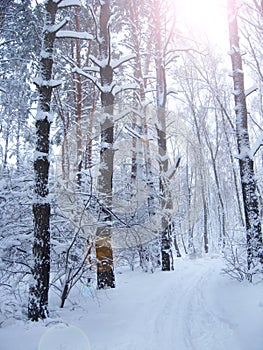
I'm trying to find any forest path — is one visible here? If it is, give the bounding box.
[79,257,241,350]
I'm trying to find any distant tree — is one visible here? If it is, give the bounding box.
[149,0,179,270]
[0,0,40,171]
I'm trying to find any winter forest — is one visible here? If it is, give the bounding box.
[1,0,263,349]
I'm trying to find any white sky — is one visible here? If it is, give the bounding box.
[175,0,229,52]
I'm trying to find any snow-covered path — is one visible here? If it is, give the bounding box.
[62,257,262,350]
[1,257,263,350]
[82,258,240,350]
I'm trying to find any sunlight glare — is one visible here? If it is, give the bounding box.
[175,0,227,46]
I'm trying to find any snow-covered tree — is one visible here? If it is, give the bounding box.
[28,0,69,321]
[227,0,263,277]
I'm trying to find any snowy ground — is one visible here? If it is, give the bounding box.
[1,256,263,350]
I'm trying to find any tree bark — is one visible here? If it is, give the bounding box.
[152,0,174,271]
[28,0,59,321]
[74,6,83,186]
[95,0,115,289]
[228,0,263,271]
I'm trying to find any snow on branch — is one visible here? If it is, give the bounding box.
[89,54,136,69]
[83,66,100,73]
[124,125,153,142]
[72,67,102,91]
[113,83,138,96]
[33,77,62,88]
[233,85,258,97]
[35,110,54,123]
[89,55,108,68]
[111,54,136,70]
[57,0,82,7]
[124,125,144,139]
[101,82,116,94]
[245,85,258,97]
[73,67,137,96]
[251,134,263,157]
[46,18,69,34]
[167,87,178,96]
[56,31,93,40]
[34,151,49,161]
[228,46,246,56]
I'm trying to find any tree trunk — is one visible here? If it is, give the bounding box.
[156,124,174,271]
[228,0,263,271]
[153,1,174,271]
[74,6,83,186]
[190,102,209,254]
[96,115,115,288]
[28,0,63,321]
[95,0,115,289]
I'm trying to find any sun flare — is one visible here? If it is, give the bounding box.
[175,0,227,46]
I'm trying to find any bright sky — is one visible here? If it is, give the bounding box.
[175,0,229,50]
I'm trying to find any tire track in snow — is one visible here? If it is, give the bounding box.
[151,258,239,350]
[186,273,239,350]
[152,264,204,349]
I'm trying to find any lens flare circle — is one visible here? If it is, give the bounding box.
[38,323,91,350]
